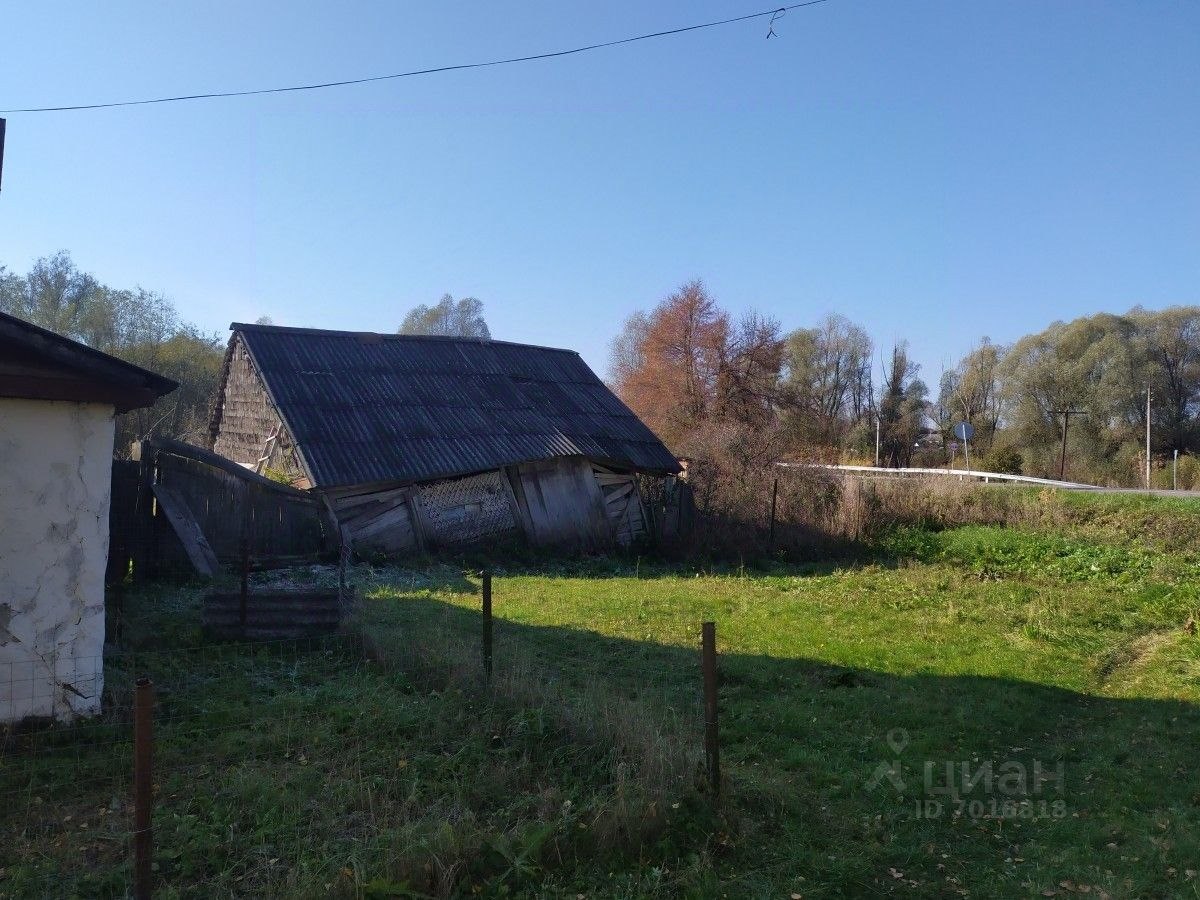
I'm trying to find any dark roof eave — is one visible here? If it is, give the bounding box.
[0,311,178,404]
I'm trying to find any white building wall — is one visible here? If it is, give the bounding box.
[0,398,115,722]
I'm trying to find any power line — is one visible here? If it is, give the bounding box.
[1,1,832,114]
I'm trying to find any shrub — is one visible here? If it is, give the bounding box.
[981,446,1023,475]
[1178,454,1200,490]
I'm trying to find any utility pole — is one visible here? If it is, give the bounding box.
[875,415,881,467]
[1174,448,1179,491]
[1146,382,1152,491]
[1049,408,1086,482]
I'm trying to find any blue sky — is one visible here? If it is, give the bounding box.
[2,1,1197,382]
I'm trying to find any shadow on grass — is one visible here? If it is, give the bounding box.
[364,594,1200,898]
[84,572,1200,897]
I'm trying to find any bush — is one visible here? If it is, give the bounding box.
[981,446,1023,475]
[1177,454,1200,490]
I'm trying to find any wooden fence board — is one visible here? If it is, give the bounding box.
[152,483,220,576]
[117,439,336,579]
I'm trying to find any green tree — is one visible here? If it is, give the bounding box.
[937,339,1006,448]
[879,342,927,468]
[1000,313,1140,480]
[399,294,490,338]
[0,252,224,452]
[780,314,873,448]
[1130,306,1200,453]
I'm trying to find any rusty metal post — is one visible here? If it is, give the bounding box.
[239,538,250,630]
[701,621,720,798]
[133,677,154,900]
[482,571,493,683]
[768,476,778,543]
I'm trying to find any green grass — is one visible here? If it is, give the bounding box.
[355,524,1200,898]
[5,503,1200,898]
[1,631,706,898]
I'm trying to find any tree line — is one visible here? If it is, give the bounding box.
[6,253,1197,489]
[0,252,226,454]
[610,281,1200,488]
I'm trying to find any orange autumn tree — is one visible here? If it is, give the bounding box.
[610,280,783,452]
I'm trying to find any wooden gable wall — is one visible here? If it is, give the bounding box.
[210,335,308,487]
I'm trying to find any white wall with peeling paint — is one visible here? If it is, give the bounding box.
[0,398,115,722]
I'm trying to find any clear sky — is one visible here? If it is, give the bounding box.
[2,1,1197,382]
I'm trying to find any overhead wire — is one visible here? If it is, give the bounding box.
[1,1,831,114]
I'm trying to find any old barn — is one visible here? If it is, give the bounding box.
[207,323,679,553]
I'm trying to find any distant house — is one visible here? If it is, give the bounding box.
[206,323,679,553]
[0,312,176,723]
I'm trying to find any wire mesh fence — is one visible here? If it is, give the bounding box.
[2,636,368,896]
[2,571,716,898]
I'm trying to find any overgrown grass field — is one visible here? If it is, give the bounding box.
[4,488,1200,897]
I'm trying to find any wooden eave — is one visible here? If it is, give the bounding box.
[0,339,175,413]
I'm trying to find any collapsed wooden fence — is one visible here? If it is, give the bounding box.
[107,437,338,584]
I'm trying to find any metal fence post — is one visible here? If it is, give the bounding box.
[701,621,720,798]
[482,571,493,683]
[133,677,154,900]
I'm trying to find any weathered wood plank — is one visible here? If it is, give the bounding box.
[152,483,220,576]
[407,491,430,553]
[147,436,318,501]
[331,485,412,513]
[202,589,348,640]
[514,457,614,547]
[577,457,616,542]
[353,501,415,541]
[604,482,634,504]
[595,473,633,486]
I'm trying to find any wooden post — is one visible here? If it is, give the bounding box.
[482,571,493,683]
[701,621,720,798]
[133,677,154,900]
[337,536,349,605]
[768,477,778,543]
[239,538,250,630]
[132,440,158,581]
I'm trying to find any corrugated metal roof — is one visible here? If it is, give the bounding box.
[229,324,679,488]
